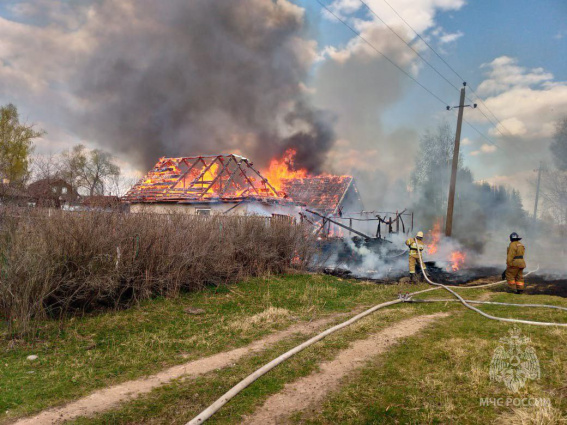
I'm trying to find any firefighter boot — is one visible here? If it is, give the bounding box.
[409,273,416,284]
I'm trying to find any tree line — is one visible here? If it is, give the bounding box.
[0,103,121,196]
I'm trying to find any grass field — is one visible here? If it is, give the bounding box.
[2,273,567,424]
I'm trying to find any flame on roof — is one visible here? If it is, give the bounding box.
[123,155,289,204]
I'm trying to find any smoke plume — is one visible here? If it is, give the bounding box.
[65,0,334,171]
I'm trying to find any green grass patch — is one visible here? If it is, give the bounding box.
[0,274,425,422]
[69,302,447,425]
[301,291,567,424]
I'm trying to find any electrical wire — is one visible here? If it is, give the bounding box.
[375,0,516,137]
[463,118,503,149]
[359,0,511,142]
[357,0,461,93]
[315,0,449,107]
[317,0,507,152]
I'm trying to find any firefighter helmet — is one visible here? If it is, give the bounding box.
[509,232,522,241]
[416,231,424,239]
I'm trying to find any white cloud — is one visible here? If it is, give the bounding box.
[470,143,497,156]
[439,30,463,44]
[488,117,527,137]
[471,56,567,141]
[321,0,466,64]
[477,56,553,97]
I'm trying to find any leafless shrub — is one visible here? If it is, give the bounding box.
[0,208,314,336]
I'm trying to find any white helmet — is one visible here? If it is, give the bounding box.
[416,231,424,238]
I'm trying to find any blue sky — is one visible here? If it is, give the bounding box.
[293,0,567,202]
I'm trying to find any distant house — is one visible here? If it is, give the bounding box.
[28,178,80,208]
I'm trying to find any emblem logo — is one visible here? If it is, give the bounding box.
[490,326,540,392]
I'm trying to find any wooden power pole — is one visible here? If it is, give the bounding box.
[445,84,466,237]
[445,82,476,237]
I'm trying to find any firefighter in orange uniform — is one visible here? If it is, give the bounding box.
[506,232,526,294]
[405,231,426,282]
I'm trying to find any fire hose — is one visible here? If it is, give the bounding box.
[408,299,567,312]
[414,241,567,327]
[187,254,564,424]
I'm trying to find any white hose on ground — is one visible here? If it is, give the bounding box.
[444,265,540,289]
[186,285,441,425]
[408,299,567,312]
[415,240,567,327]
[187,254,555,424]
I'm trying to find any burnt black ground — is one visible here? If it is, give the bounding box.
[322,264,503,285]
[524,274,567,298]
[322,267,567,298]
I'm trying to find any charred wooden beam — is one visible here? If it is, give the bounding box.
[305,208,376,240]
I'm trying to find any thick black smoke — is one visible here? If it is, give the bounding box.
[70,0,334,171]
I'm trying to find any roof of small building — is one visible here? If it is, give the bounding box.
[282,176,355,214]
[28,178,77,200]
[123,155,292,205]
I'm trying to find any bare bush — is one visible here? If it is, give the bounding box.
[0,209,314,335]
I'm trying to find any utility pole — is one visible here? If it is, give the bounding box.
[533,161,543,223]
[445,82,476,237]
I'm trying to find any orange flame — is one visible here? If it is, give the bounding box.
[328,225,344,238]
[449,251,466,271]
[264,148,308,193]
[427,220,442,255]
[202,164,219,183]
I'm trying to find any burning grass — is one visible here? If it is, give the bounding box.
[0,209,314,336]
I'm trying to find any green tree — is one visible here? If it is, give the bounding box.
[0,104,43,186]
[60,145,120,196]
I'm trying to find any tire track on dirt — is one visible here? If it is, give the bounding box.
[244,312,449,425]
[12,312,356,425]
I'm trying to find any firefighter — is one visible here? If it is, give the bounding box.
[506,232,526,294]
[405,231,426,282]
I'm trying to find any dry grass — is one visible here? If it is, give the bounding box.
[0,208,314,335]
[497,404,567,425]
[229,307,292,332]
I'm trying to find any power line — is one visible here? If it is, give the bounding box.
[358,0,462,93]
[375,0,515,137]
[315,0,449,107]
[471,106,511,139]
[463,118,502,149]
[316,0,506,153]
[359,0,512,141]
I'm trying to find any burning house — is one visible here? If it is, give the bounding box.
[123,154,300,218]
[123,150,369,236]
[282,176,363,216]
